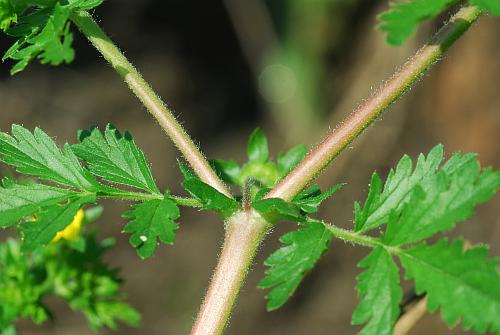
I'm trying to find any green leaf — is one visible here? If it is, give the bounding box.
[47,232,141,331]
[84,301,141,331]
[247,128,269,163]
[4,4,73,74]
[293,183,344,214]
[0,181,76,228]
[470,0,500,15]
[123,195,180,259]
[21,194,95,252]
[259,220,332,311]
[182,177,239,219]
[383,164,500,246]
[277,144,306,177]
[1,0,104,74]
[72,125,159,194]
[355,144,448,233]
[0,125,99,191]
[378,0,459,46]
[399,239,500,333]
[352,247,402,335]
[210,159,241,185]
[177,160,196,180]
[252,197,303,223]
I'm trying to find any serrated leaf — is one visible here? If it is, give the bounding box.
[0,125,99,191]
[1,0,104,73]
[383,164,500,246]
[259,220,332,311]
[182,177,239,219]
[293,183,343,214]
[0,182,75,228]
[247,128,269,163]
[352,247,402,335]
[470,0,500,15]
[123,195,180,259]
[399,239,500,333]
[4,4,73,74]
[277,144,306,177]
[72,125,159,194]
[355,144,446,233]
[252,197,303,223]
[21,194,95,252]
[378,0,459,46]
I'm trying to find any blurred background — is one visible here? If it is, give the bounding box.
[1,0,500,334]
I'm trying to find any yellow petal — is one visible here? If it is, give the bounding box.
[52,208,85,243]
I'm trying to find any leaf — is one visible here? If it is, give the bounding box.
[470,0,500,15]
[0,125,99,191]
[355,144,452,233]
[47,232,141,331]
[1,0,104,74]
[123,195,180,259]
[0,181,76,228]
[383,164,500,246]
[259,220,332,311]
[4,4,73,74]
[399,239,500,333]
[182,177,239,219]
[277,144,306,177]
[293,183,344,214]
[210,159,241,185]
[352,247,402,335]
[72,125,159,194]
[378,0,459,45]
[252,197,303,223]
[247,128,269,163]
[21,194,95,252]
[177,160,195,180]
[84,301,141,331]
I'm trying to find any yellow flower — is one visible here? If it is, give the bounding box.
[52,209,85,243]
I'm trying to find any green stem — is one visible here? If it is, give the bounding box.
[266,5,482,202]
[319,220,400,254]
[97,190,203,208]
[70,10,232,199]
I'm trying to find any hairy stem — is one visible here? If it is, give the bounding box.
[70,10,231,198]
[97,190,202,207]
[191,211,270,335]
[266,5,482,201]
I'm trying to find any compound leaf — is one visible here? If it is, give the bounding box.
[72,125,159,194]
[352,247,402,335]
[0,125,99,191]
[399,239,500,333]
[259,220,332,311]
[21,194,96,252]
[378,0,459,45]
[123,195,180,259]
